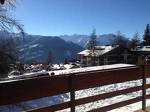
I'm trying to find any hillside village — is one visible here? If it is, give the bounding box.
[0,24,150,79]
[1,0,150,112]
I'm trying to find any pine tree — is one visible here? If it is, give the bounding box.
[86,29,98,66]
[86,29,97,50]
[143,24,150,46]
[47,51,53,65]
[130,33,141,49]
[64,58,69,64]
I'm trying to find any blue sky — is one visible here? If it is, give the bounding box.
[15,0,150,38]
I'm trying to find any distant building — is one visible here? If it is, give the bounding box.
[78,45,134,66]
[132,46,150,64]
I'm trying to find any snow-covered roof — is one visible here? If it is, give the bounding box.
[78,49,90,56]
[136,46,150,52]
[78,45,118,56]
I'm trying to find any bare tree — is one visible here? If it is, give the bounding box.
[0,0,24,34]
[0,0,24,76]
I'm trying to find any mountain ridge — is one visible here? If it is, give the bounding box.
[0,31,128,63]
[17,34,83,63]
[60,34,117,47]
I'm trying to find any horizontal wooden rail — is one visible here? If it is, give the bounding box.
[88,96,142,112]
[27,86,142,112]
[146,84,150,89]
[146,94,150,99]
[75,86,142,106]
[0,75,70,105]
[74,67,141,91]
[27,101,70,112]
[0,67,141,106]
[1,65,149,112]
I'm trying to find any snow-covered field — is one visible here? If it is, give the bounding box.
[1,64,150,112]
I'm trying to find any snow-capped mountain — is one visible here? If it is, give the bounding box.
[17,34,83,63]
[60,34,117,47]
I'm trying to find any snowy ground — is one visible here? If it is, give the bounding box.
[4,64,135,81]
[48,64,136,75]
[1,64,150,112]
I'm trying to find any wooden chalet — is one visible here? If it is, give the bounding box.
[78,45,135,66]
[132,46,150,64]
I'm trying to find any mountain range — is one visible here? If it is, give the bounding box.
[17,34,83,63]
[0,31,124,63]
[60,34,116,47]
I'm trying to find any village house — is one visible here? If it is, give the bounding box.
[132,46,150,64]
[78,45,135,66]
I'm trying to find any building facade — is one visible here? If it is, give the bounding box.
[78,45,135,66]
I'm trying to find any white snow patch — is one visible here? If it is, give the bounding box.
[28,44,39,49]
[49,64,136,75]
[136,46,150,52]
[78,45,118,57]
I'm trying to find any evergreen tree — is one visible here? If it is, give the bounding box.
[47,51,53,65]
[86,29,98,66]
[86,29,97,50]
[143,24,150,46]
[130,33,141,49]
[64,58,69,64]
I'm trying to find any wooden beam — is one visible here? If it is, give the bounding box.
[75,86,142,106]
[88,96,142,112]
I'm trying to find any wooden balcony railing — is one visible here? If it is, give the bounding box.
[0,65,150,112]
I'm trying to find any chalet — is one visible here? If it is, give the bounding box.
[78,45,135,66]
[132,46,150,64]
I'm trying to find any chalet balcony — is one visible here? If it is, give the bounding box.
[0,64,150,112]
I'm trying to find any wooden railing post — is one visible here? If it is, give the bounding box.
[142,65,146,111]
[70,74,75,112]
